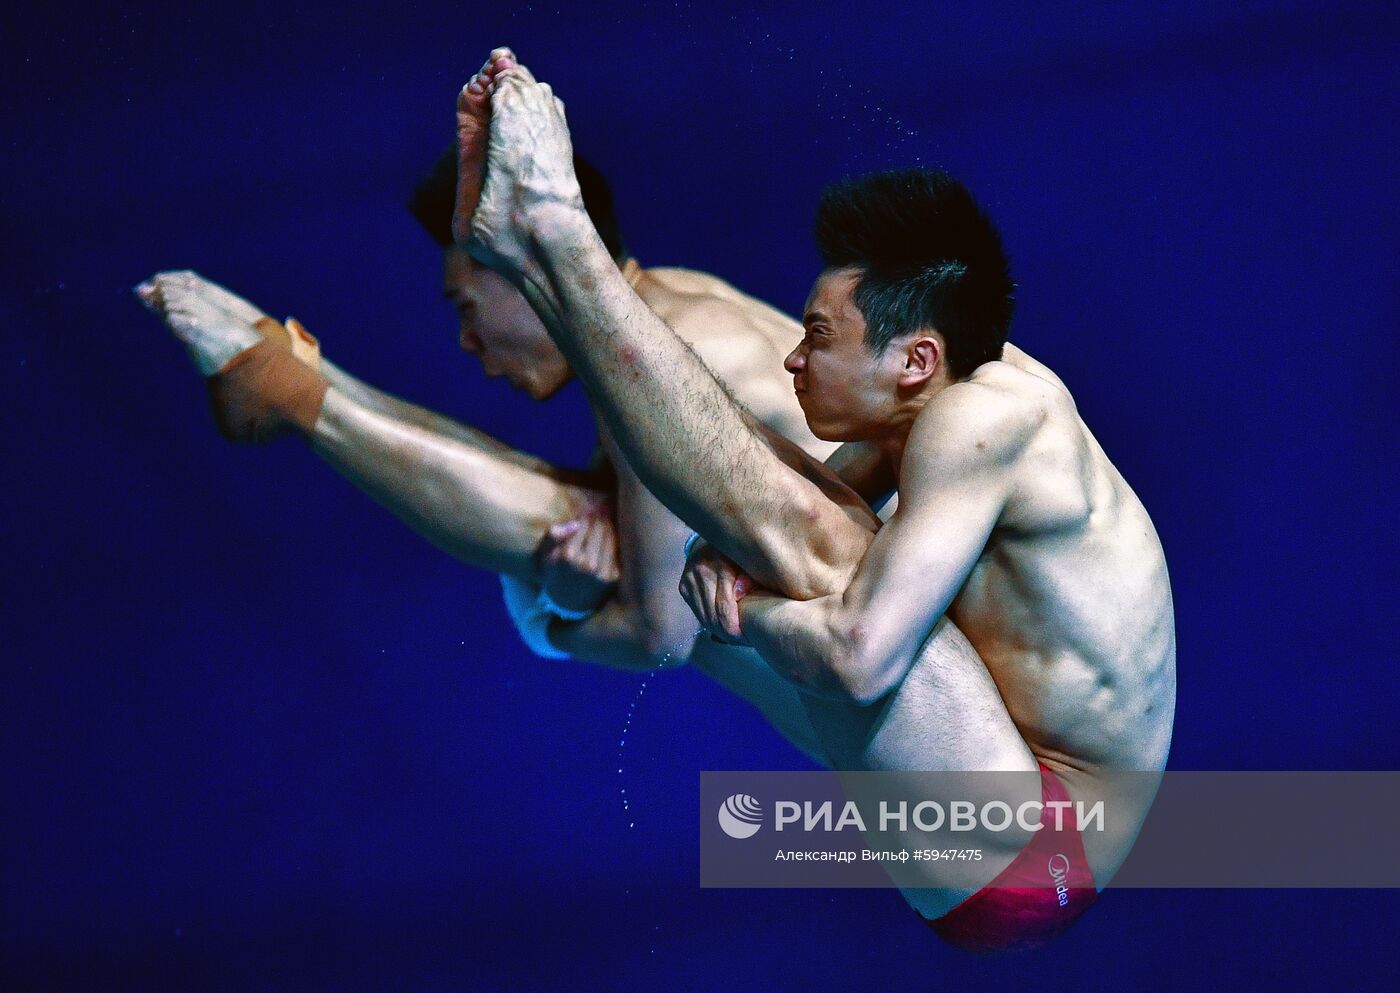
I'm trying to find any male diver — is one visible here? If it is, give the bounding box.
[136,52,859,764]
[460,49,1176,951]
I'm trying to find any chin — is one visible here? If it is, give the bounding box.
[807,413,872,444]
[804,414,851,443]
[527,378,568,402]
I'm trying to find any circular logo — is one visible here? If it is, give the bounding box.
[718,793,763,839]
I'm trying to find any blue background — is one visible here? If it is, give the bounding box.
[4,1,1398,989]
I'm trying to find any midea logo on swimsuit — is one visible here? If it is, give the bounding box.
[1047,853,1072,907]
[718,794,764,839]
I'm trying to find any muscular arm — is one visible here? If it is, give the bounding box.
[737,389,1029,704]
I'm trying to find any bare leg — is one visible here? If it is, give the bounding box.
[804,620,1040,918]
[135,271,853,769]
[137,270,603,581]
[689,640,832,766]
[464,62,869,600]
[310,388,598,578]
[317,358,593,485]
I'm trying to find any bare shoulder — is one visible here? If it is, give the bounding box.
[998,342,1074,394]
[909,371,1046,465]
[638,266,774,311]
[637,267,798,337]
[949,351,1106,531]
[629,265,830,452]
[635,267,792,376]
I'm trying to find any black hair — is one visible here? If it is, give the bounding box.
[814,168,1014,379]
[408,146,627,260]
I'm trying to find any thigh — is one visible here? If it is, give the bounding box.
[690,641,831,767]
[796,618,1039,917]
[800,617,1034,774]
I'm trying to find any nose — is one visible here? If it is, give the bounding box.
[783,342,806,374]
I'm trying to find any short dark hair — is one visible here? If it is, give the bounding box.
[408,146,627,260]
[814,168,1014,379]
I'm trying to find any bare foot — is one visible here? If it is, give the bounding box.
[136,270,327,441]
[469,54,587,283]
[453,47,518,245]
[136,270,268,375]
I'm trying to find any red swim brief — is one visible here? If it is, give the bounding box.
[923,763,1098,953]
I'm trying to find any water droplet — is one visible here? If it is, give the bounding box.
[616,669,659,828]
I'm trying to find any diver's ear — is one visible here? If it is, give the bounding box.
[897,334,941,388]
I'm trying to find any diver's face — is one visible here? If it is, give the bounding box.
[443,245,571,400]
[785,268,907,441]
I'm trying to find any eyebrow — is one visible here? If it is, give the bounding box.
[803,309,830,325]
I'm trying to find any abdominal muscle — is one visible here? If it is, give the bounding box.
[954,589,1173,885]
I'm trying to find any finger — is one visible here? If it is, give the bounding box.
[580,515,606,568]
[682,564,714,626]
[731,576,751,638]
[679,571,700,620]
[549,519,582,541]
[597,523,619,581]
[716,575,741,640]
[578,516,605,555]
[685,562,711,628]
[711,565,733,627]
[684,586,708,629]
[563,524,591,567]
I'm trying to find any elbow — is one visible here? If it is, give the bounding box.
[838,664,899,708]
[824,621,898,707]
[636,604,698,667]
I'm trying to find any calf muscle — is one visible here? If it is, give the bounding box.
[311,387,599,579]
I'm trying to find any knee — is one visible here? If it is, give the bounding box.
[635,604,698,667]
